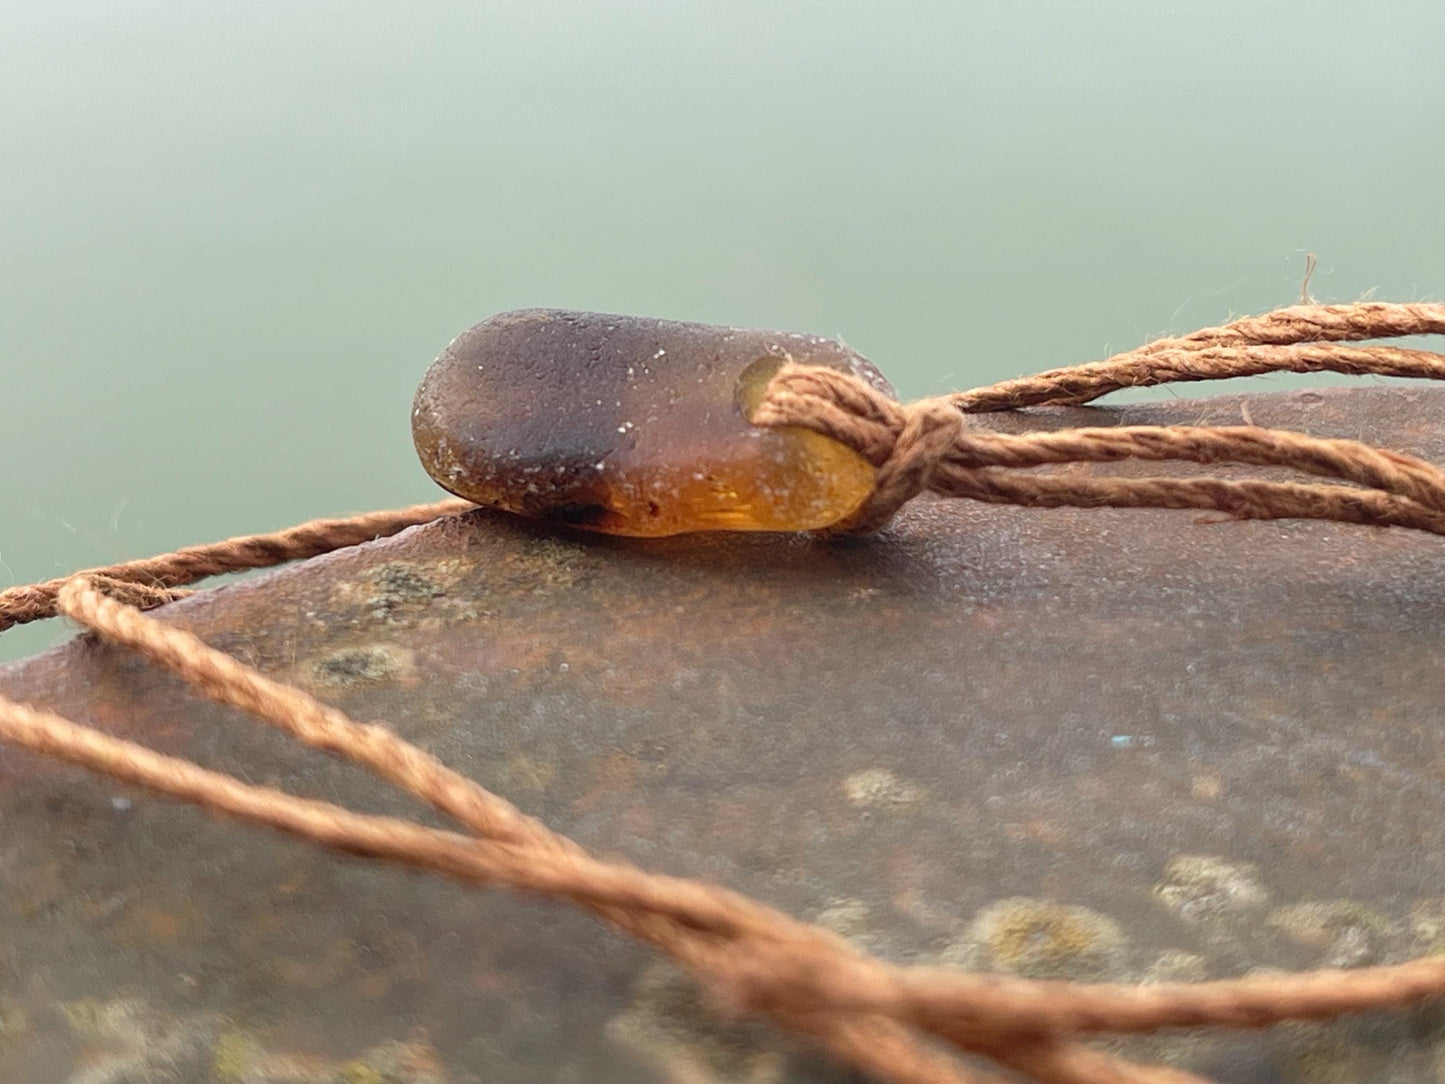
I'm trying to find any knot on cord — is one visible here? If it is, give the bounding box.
[752,365,967,533]
[754,359,1445,539]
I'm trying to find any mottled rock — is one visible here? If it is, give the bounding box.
[5,385,1445,1081]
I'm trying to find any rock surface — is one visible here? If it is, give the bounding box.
[3,386,1445,1082]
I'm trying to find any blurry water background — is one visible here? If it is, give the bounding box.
[3,0,1442,661]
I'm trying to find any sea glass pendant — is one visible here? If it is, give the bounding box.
[412,309,894,537]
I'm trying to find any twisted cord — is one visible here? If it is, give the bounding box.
[0,499,472,632]
[953,342,1445,413]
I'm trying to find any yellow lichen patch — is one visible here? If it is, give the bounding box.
[813,898,875,947]
[1141,949,1210,984]
[1153,854,1271,924]
[841,767,927,810]
[1278,1022,1392,1084]
[212,1029,266,1082]
[941,898,1128,980]
[1266,900,1396,968]
[0,997,30,1051]
[1410,899,1445,956]
[60,996,448,1083]
[340,1063,388,1084]
[309,643,415,689]
[607,962,789,1084]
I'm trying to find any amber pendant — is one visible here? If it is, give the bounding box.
[412,309,893,536]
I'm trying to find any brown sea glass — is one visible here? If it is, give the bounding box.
[411,309,895,536]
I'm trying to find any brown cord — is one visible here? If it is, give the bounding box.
[0,498,472,633]
[3,301,1445,1083]
[951,341,1445,412]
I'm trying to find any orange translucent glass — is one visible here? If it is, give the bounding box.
[412,309,894,536]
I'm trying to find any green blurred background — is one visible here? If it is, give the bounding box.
[3,0,1442,661]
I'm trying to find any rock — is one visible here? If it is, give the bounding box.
[4,385,1445,1081]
